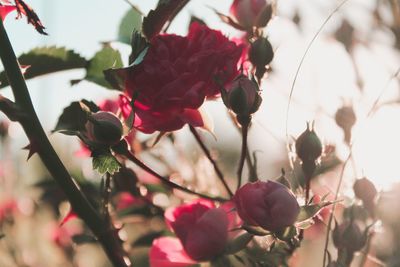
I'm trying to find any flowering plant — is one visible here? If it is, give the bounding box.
[0,1,399,267]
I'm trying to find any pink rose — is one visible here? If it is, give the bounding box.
[234,181,300,232]
[164,199,229,261]
[149,237,196,267]
[122,22,243,133]
[230,0,272,31]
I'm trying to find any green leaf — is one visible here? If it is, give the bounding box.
[72,46,123,89]
[142,0,190,40]
[0,46,87,89]
[53,100,98,135]
[224,232,253,254]
[104,46,148,91]
[92,153,120,175]
[132,231,165,247]
[71,234,97,244]
[144,183,168,194]
[118,8,143,44]
[296,201,335,223]
[274,226,297,242]
[129,31,148,64]
[242,225,271,236]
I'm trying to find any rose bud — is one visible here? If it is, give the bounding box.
[165,200,229,261]
[234,181,300,232]
[86,111,123,145]
[353,177,377,204]
[295,124,322,163]
[230,0,273,31]
[249,37,274,69]
[335,105,356,144]
[222,75,262,121]
[332,220,367,252]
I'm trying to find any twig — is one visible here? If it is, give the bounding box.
[0,20,130,267]
[114,142,228,202]
[189,125,233,197]
[237,122,249,190]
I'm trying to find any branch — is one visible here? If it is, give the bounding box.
[0,20,130,267]
[189,125,233,197]
[113,141,228,202]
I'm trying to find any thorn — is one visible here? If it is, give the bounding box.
[60,208,78,226]
[22,141,38,160]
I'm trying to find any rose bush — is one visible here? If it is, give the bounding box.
[121,22,243,133]
[234,180,300,232]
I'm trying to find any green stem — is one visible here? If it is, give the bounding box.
[236,119,249,190]
[189,125,233,197]
[114,142,228,202]
[0,20,130,267]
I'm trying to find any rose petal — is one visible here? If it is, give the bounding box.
[149,237,197,267]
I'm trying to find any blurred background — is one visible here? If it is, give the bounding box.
[1,0,400,266]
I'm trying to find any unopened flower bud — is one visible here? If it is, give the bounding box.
[223,75,262,118]
[332,220,367,252]
[234,180,300,232]
[353,177,377,204]
[335,105,356,144]
[229,0,273,31]
[86,111,123,145]
[295,124,323,163]
[249,37,274,69]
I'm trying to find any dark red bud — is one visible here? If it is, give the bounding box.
[295,124,323,163]
[335,105,356,143]
[332,220,367,252]
[223,75,262,117]
[249,37,274,69]
[353,177,377,204]
[86,111,123,145]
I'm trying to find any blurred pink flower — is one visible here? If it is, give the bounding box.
[0,198,17,222]
[164,199,229,261]
[48,222,82,249]
[149,237,196,267]
[0,1,16,21]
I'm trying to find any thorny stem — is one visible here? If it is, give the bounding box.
[0,20,130,267]
[102,173,112,222]
[189,125,233,197]
[116,142,228,202]
[237,120,249,191]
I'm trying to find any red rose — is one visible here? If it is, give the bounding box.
[234,180,300,232]
[122,22,243,133]
[164,199,229,261]
[230,0,272,31]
